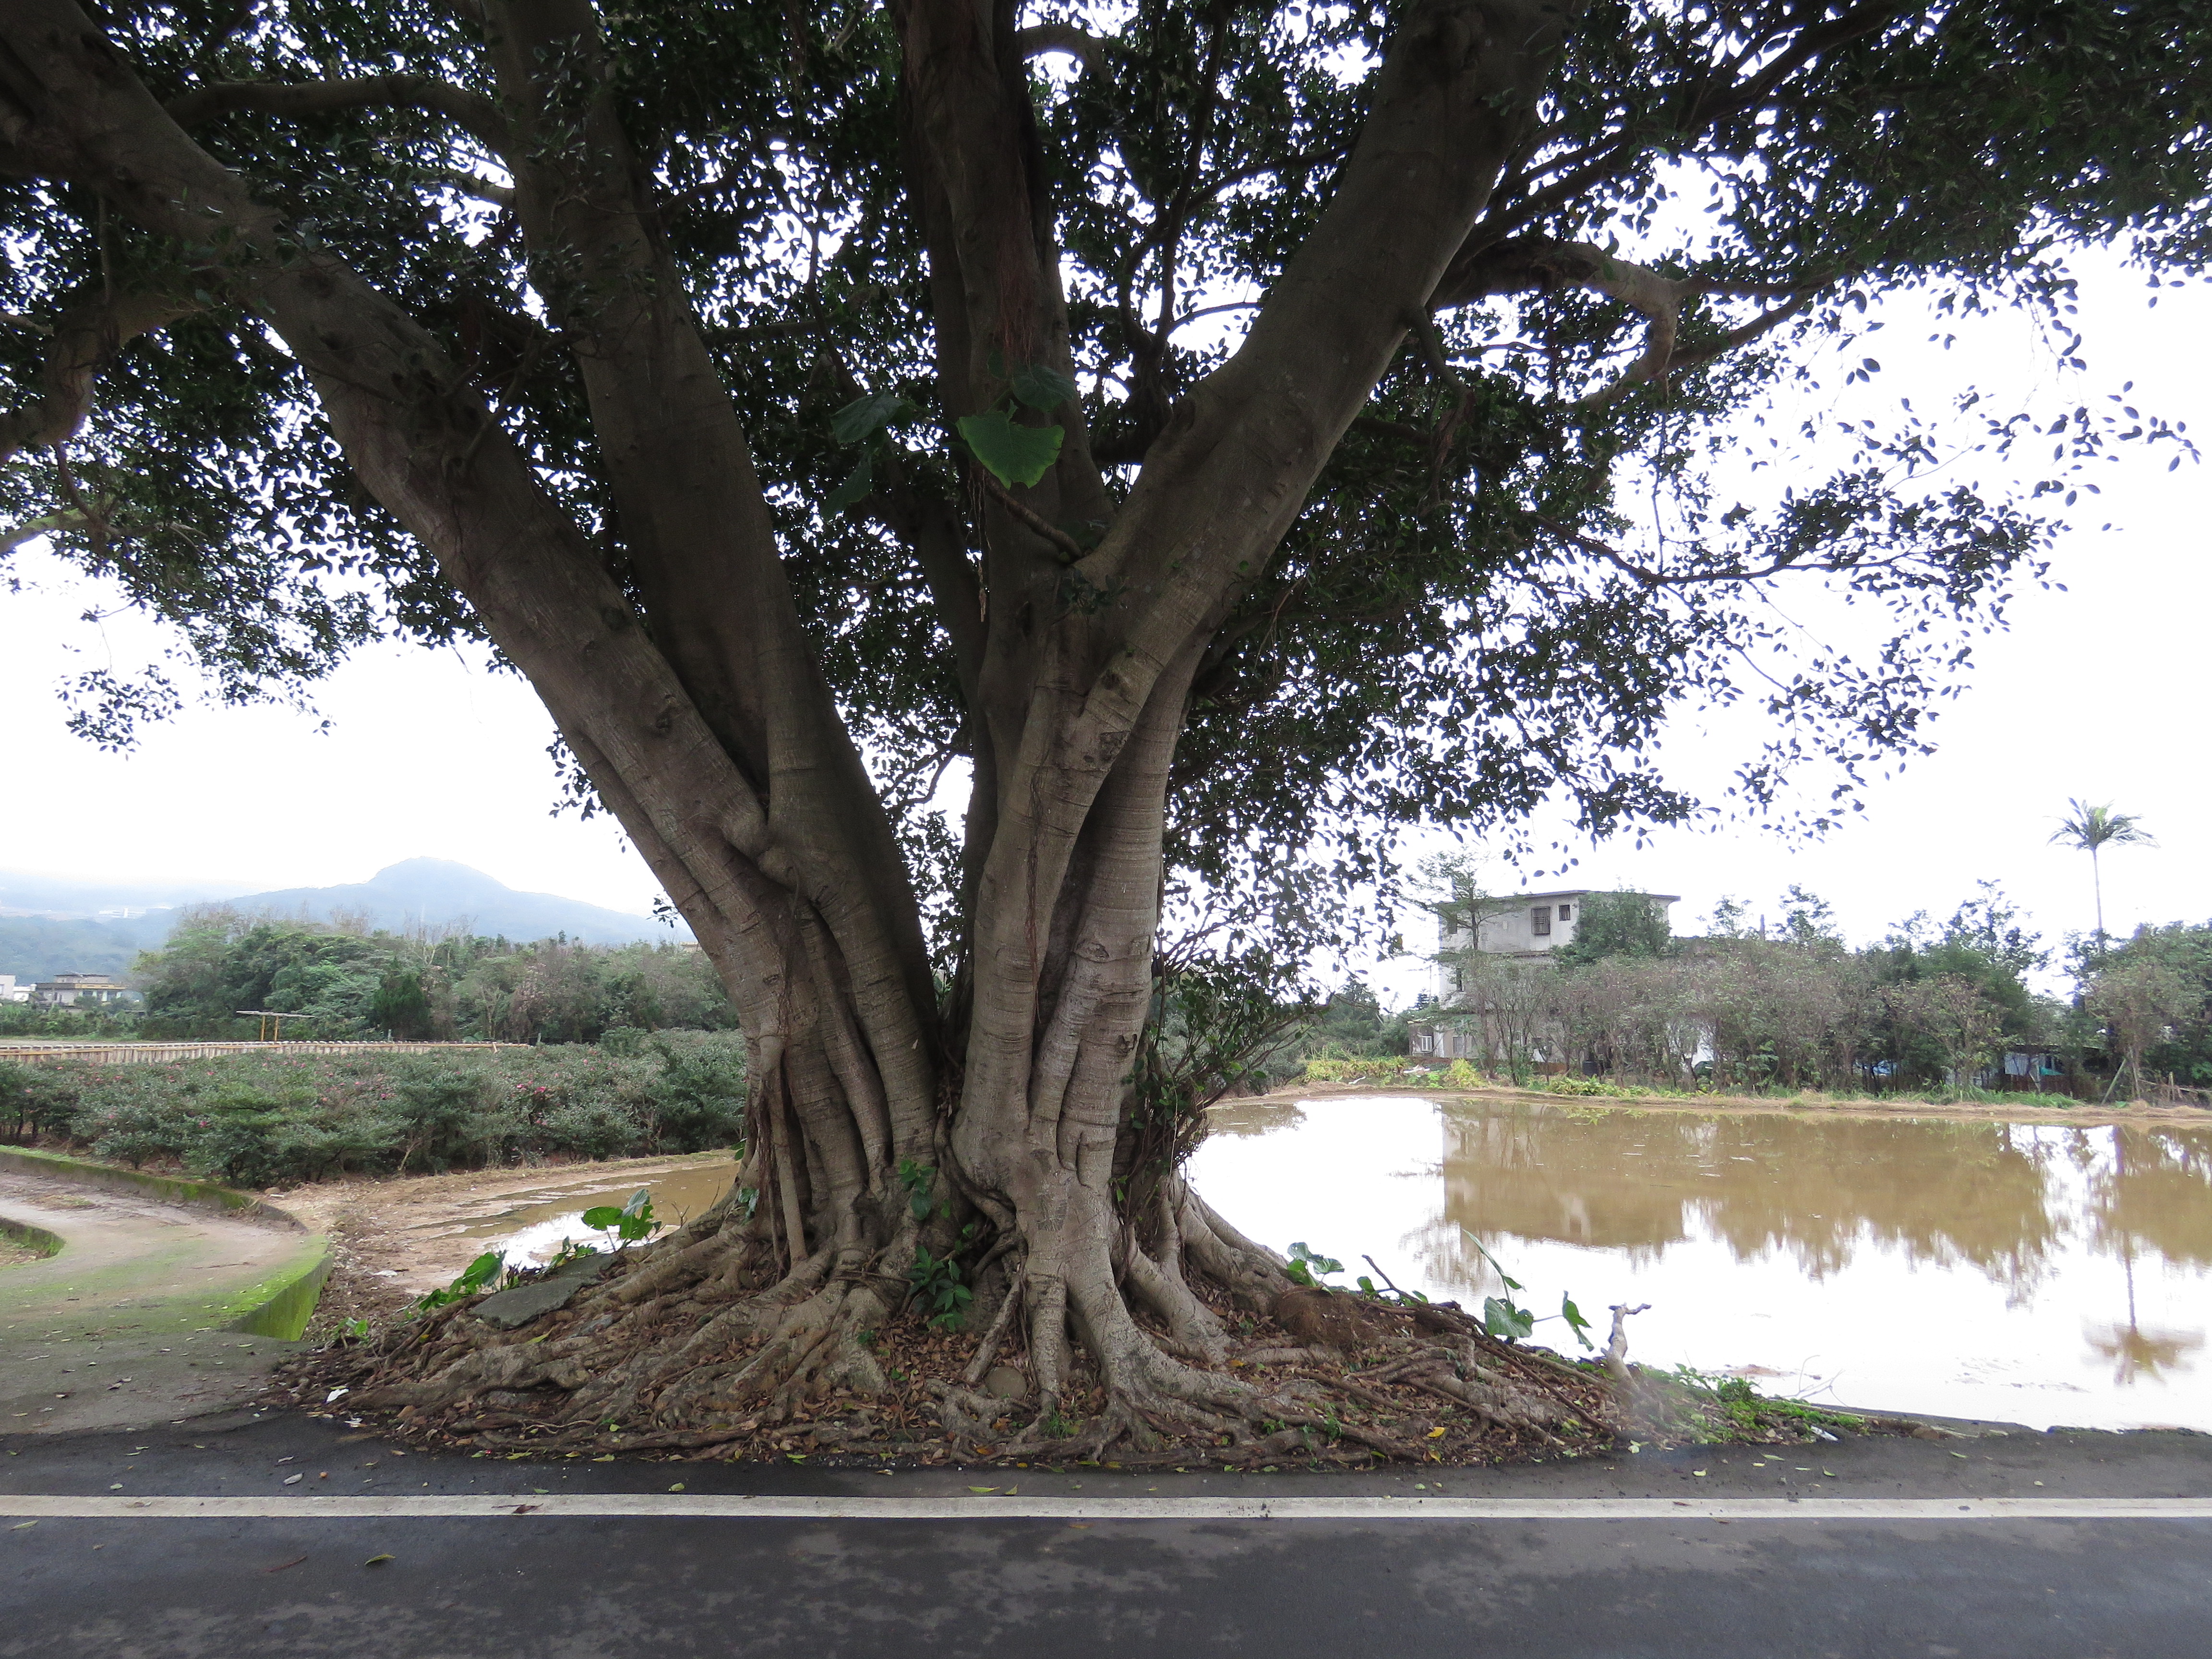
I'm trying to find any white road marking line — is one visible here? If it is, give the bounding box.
[0,1494,2208,1522]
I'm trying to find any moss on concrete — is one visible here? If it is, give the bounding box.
[0,1146,298,1227]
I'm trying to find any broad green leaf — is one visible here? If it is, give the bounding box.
[1482,1296,1534,1341]
[957,410,1063,487]
[580,1206,625,1230]
[620,1187,651,1218]
[830,390,911,445]
[824,452,873,515]
[1010,362,1078,411]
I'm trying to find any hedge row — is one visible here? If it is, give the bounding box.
[0,1033,746,1188]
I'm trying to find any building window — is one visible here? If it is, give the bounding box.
[1531,906,1551,935]
[1557,904,1572,922]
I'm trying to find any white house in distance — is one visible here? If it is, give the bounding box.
[30,972,132,1007]
[1432,888,1681,995]
[1413,887,1680,1061]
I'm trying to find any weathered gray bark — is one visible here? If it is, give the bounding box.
[0,0,1587,1447]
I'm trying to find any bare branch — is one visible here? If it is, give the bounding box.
[166,75,509,155]
[983,475,1085,563]
[0,509,97,555]
[1532,514,1928,587]
[437,169,514,207]
[1431,234,1817,403]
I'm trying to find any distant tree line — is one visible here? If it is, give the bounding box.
[0,906,738,1044]
[1423,882,2212,1101]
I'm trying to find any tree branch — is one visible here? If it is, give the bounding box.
[165,75,509,155]
[1531,514,1923,586]
[983,475,1085,563]
[0,284,202,467]
[1431,234,1818,403]
[1015,23,1110,73]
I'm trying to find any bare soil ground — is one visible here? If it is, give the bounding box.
[264,1153,736,1345]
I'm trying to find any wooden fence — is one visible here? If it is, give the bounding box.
[0,1041,523,1067]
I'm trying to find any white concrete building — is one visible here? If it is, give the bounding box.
[1432,888,1680,999]
[1413,888,1681,1062]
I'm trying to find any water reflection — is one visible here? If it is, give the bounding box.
[1187,1097,2212,1430]
[1433,1106,2068,1294]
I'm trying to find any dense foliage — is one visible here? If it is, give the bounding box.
[2078,925,2212,1091]
[1430,882,2070,1092]
[124,907,737,1042]
[5,1,2206,950]
[0,1034,745,1185]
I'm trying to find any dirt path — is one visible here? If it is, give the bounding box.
[0,1164,322,1434]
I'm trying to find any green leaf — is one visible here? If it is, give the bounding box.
[455,1250,502,1289]
[957,410,1063,487]
[1482,1296,1534,1341]
[620,1188,651,1218]
[1560,1293,1596,1350]
[1010,362,1078,412]
[830,390,911,445]
[580,1206,625,1230]
[824,452,873,516]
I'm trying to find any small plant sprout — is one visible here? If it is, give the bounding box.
[410,1250,506,1313]
[1283,1241,1345,1288]
[1463,1229,1598,1348]
[579,1188,662,1245]
[906,1246,972,1330]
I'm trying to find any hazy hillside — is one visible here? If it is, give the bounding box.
[216,857,683,946]
[0,913,174,981]
[0,858,682,979]
[0,871,243,917]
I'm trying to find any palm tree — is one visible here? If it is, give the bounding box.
[2051,799,2157,946]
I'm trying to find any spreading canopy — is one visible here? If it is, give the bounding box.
[1,0,2209,1459]
[7,0,2205,940]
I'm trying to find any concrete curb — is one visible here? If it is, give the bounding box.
[0,1145,330,1340]
[0,1145,303,1229]
[0,1213,63,1259]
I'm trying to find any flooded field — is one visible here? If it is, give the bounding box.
[450,1159,739,1267]
[1189,1096,2212,1431]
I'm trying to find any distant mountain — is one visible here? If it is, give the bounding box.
[0,870,244,919]
[214,858,684,946]
[0,914,175,982]
[0,859,681,980]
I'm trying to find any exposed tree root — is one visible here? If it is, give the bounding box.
[276,1201,1837,1467]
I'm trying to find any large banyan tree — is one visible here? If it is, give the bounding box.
[0,0,2205,1456]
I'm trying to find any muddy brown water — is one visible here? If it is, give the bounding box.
[446,1160,740,1265]
[1189,1095,2212,1431]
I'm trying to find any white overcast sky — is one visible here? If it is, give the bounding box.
[2,251,2204,1001]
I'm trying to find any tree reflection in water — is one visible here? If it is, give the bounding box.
[2081,1127,2212,1383]
[1423,1104,2081,1298]
[1192,1095,2212,1422]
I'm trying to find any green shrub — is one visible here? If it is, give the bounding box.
[0,1060,80,1140]
[644,1034,747,1151]
[24,1033,748,1187]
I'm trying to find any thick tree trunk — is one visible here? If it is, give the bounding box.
[1,0,1629,1458]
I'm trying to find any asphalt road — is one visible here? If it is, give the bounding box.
[4,1416,2209,1658]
